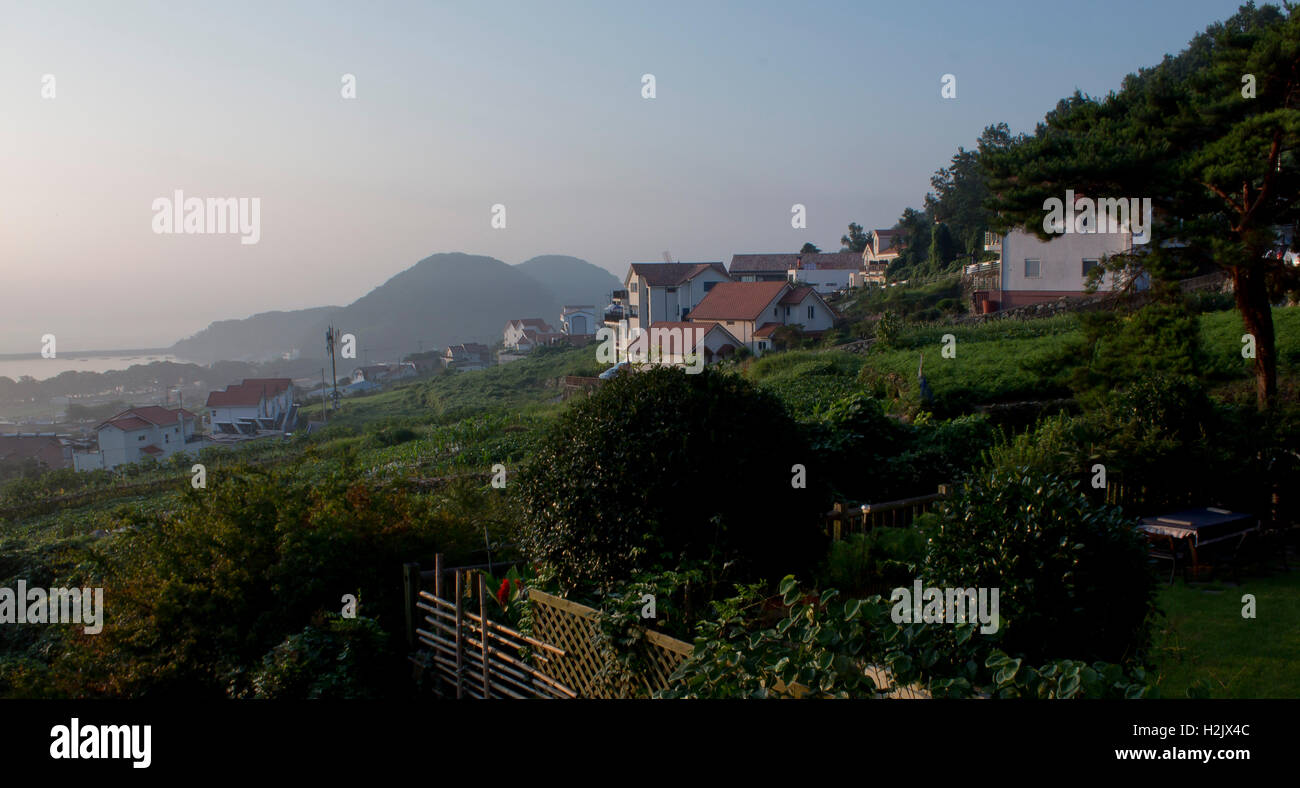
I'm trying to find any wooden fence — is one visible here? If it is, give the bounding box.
[412,568,576,699]
[405,556,693,699]
[825,485,953,541]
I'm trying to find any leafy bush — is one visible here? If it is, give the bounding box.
[980,413,1091,478]
[517,367,829,592]
[372,424,419,447]
[824,527,926,594]
[923,470,1156,664]
[661,576,1151,699]
[236,615,391,699]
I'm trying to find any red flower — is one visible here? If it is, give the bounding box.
[496,578,511,607]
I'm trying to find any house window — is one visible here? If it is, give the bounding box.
[631,281,638,293]
[1024,259,1041,278]
[807,306,815,320]
[758,341,768,350]
[784,306,790,317]
[666,286,677,293]
[726,320,735,326]
[1082,259,1099,277]
[165,434,170,443]
[703,281,717,292]
[138,434,146,441]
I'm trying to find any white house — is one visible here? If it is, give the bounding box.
[206,378,296,435]
[444,343,491,371]
[625,262,731,331]
[74,406,200,471]
[685,281,837,356]
[559,306,597,335]
[994,227,1142,309]
[787,252,862,294]
[621,321,745,367]
[863,230,902,266]
[503,319,556,351]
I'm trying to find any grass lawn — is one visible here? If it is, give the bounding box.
[1150,568,1300,698]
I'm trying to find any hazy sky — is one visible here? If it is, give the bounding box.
[0,0,1251,352]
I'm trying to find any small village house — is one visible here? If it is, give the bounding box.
[206,378,297,435]
[621,321,744,367]
[786,252,863,294]
[987,226,1143,310]
[685,281,837,356]
[559,306,597,336]
[444,343,491,371]
[862,229,902,267]
[503,319,558,351]
[73,406,200,471]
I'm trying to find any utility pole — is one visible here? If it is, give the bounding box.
[321,368,328,423]
[325,326,340,411]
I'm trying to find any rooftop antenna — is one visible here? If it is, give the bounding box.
[662,251,673,263]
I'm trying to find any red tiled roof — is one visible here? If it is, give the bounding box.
[99,406,197,431]
[206,378,290,407]
[729,254,799,274]
[628,262,728,287]
[686,281,789,321]
[140,445,164,456]
[779,286,815,305]
[754,322,782,338]
[0,435,65,467]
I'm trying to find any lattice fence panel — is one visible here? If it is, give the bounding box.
[527,589,694,699]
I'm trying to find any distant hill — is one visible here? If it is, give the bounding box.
[171,307,339,364]
[515,255,621,310]
[170,252,622,365]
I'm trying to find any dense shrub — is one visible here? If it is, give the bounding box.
[236,615,390,699]
[517,367,829,592]
[823,527,927,594]
[924,470,1156,664]
[662,576,1151,699]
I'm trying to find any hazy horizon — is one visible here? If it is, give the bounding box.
[1,0,1250,353]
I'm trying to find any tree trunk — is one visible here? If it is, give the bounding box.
[1233,264,1277,411]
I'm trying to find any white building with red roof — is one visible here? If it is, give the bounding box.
[206,378,296,435]
[621,321,744,370]
[685,282,836,356]
[74,406,200,471]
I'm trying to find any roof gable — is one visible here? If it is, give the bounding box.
[686,281,790,321]
[627,262,728,287]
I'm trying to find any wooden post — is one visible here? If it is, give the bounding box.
[402,562,419,648]
[434,553,444,599]
[478,572,491,699]
[832,502,843,539]
[454,570,464,700]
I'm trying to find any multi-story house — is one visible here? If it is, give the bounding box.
[623,262,732,331]
[206,378,296,435]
